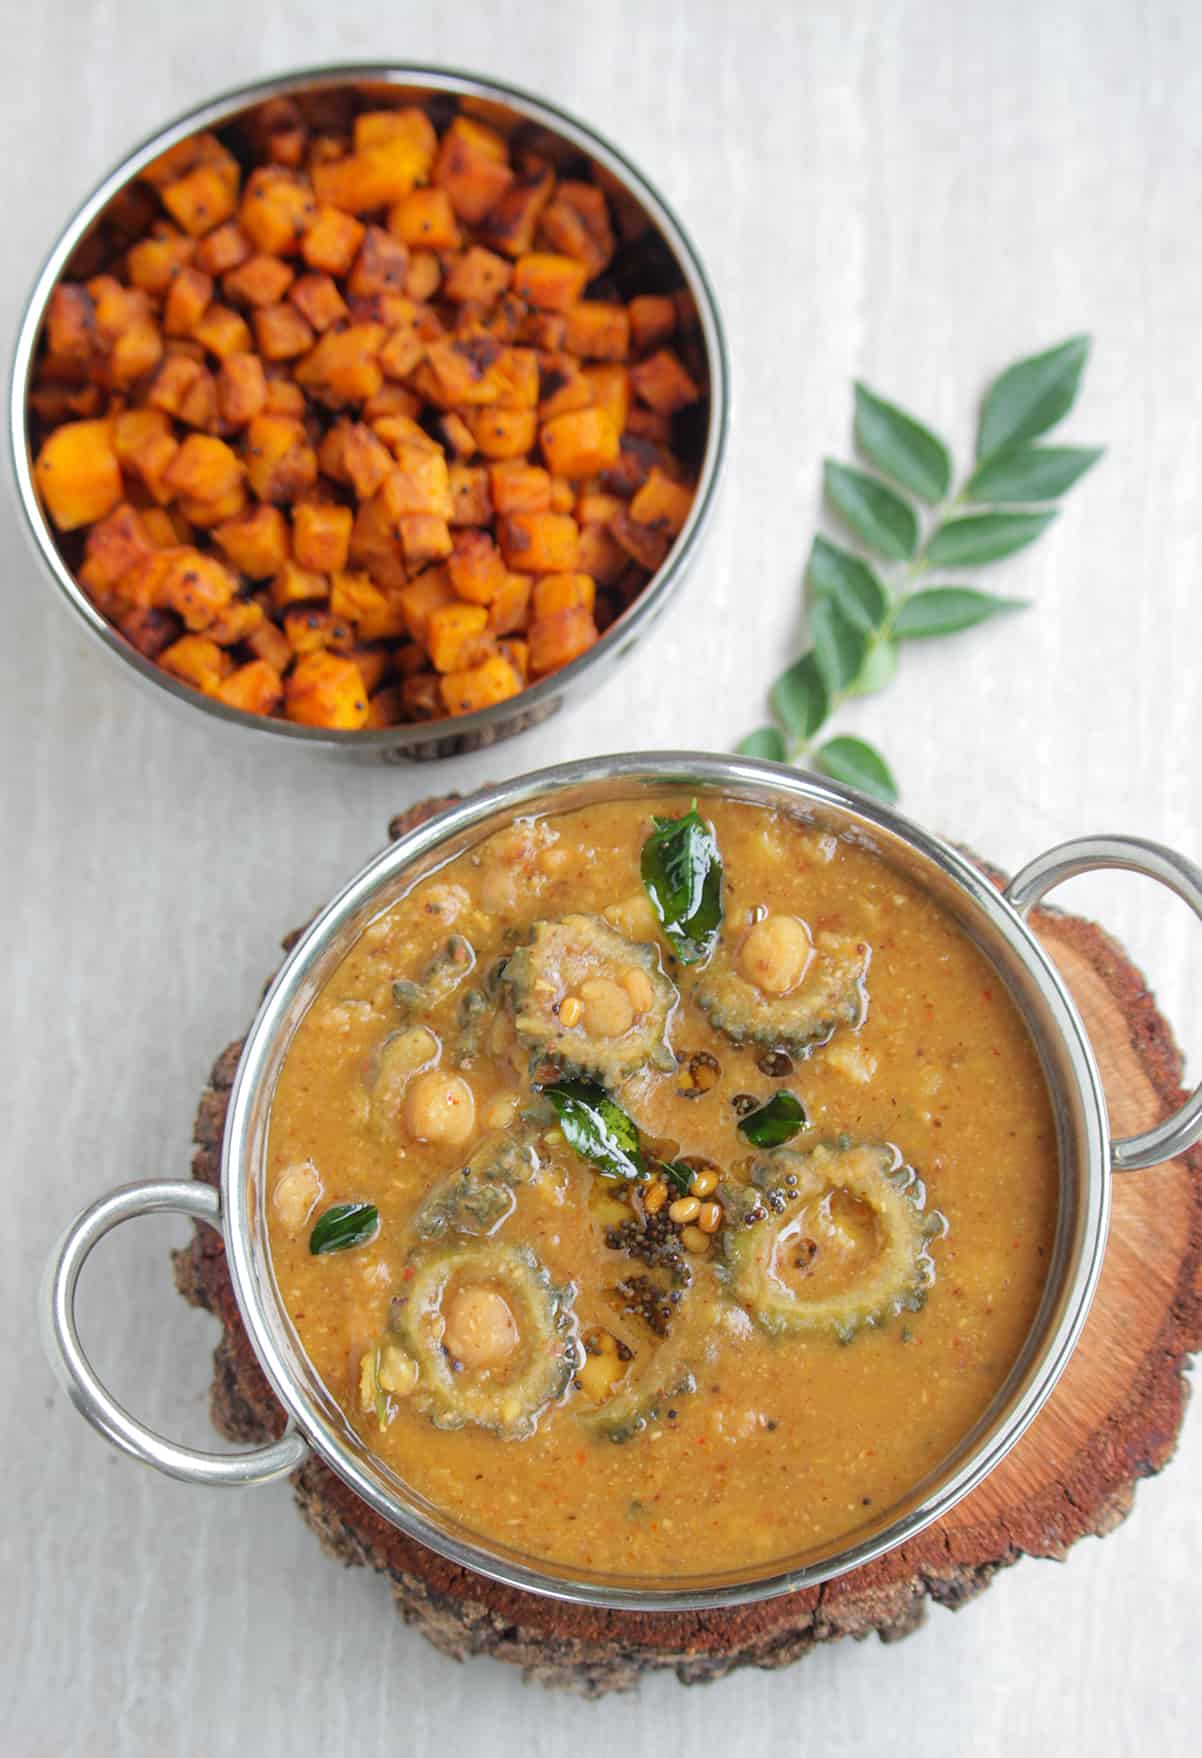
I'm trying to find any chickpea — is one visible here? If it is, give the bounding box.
[443,1285,519,1369]
[579,976,635,1039]
[403,1069,477,1145]
[272,1159,322,1234]
[738,914,813,996]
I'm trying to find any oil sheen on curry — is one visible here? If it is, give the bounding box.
[267,795,1059,1577]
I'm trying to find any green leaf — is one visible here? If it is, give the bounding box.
[894,587,1029,639]
[737,1091,807,1148]
[769,651,829,741]
[736,726,787,762]
[977,336,1091,463]
[807,534,889,631]
[925,508,1057,566]
[660,1160,697,1196]
[812,736,899,804]
[964,443,1103,503]
[853,382,952,504]
[640,807,724,965]
[847,637,898,696]
[545,1079,646,1182]
[809,598,868,693]
[823,461,919,561]
[310,1202,379,1256]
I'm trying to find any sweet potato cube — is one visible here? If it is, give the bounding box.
[498,511,579,575]
[215,658,283,716]
[177,369,219,434]
[112,409,178,502]
[115,546,184,611]
[380,447,452,522]
[532,572,595,619]
[252,303,314,362]
[440,652,522,716]
[127,229,194,295]
[624,406,673,444]
[433,117,514,223]
[191,304,253,360]
[583,365,630,434]
[564,302,629,362]
[85,272,142,339]
[329,572,408,642]
[223,252,294,307]
[492,347,540,409]
[538,359,594,422]
[486,571,532,636]
[148,353,203,418]
[243,415,317,503]
[164,434,242,503]
[363,382,421,422]
[449,464,491,526]
[284,651,369,729]
[160,634,232,693]
[108,320,165,386]
[388,187,459,250]
[315,140,427,214]
[576,520,628,586]
[271,561,328,608]
[527,604,598,674]
[609,505,671,571]
[302,205,364,275]
[630,466,694,538]
[79,503,153,592]
[399,514,452,567]
[481,163,554,258]
[217,352,268,425]
[540,181,615,277]
[425,601,488,672]
[339,421,393,499]
[346,226,409,300]
[163,550,237,629]
[196,221,252,276]
[354,107,437,164]
[349,494,408,589]
[162,163,238,237]
[488,460,550,515]
[378,324,425,380]
[33,419,122,530]
[397,567,455,642]
[288,272,347,332]
[293,502,352,572]
[365,684,405,728]
[419,337,503,408]
[629,348,700,414]
[548,476,575,513]
[498,637,529,679]
[115,604,180,657]
[45,284,99,362]
[213,503,290,576]
[283,605,354,654]
[140,507,178,549]
[205,599,266,645]
[447,530,508,604]
[540,407,619,479]
[262,376,306,419]
[239,168,316,255]
[438,411,476,458]
[245,617,293,672]
[513,253,589,313]
[468,407,537,461]
[294,323,386,406]
[628,294,676,353]
[444,246,511,306]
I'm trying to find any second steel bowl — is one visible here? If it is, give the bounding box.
[9,64,729,760]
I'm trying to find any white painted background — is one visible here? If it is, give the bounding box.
[3,2,1200,1753]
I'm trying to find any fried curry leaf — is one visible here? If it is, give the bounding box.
[640,807,723,965]
[736,1092,807,1148]
[545,1079,647,1182]
[660,1160,698,1196]
[310,1202,380,1256]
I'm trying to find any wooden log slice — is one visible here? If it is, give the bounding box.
[173,797,1202,1696]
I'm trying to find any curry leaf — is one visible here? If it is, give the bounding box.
[846,637,898,696]
[810,598,868,693]
[310,1202,379,1256]
[807,534,890,631]
[964,443,1103,503]
[736,725,787,761]
[977,335,1091,462]
[770,651,829,742]
[545,1080,646,1182]
[853,382,952,504]
[812,736,899,804]
[660,1160,698,1195]
[894,587,1028,639]
[823,461,919,561]
[641,807,723,965]
[925,508,1057,566]
[737,1091,807,1148]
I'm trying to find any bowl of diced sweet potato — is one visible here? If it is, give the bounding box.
[11,65,728,755]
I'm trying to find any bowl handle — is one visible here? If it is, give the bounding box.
[1004,835,1202,1172]
[42,1179,309,1486]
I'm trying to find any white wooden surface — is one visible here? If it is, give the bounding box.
[4,1,1200,1752]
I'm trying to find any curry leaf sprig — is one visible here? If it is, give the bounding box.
[738,337,1103,803]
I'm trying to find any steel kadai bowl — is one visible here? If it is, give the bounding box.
[42,754,1202,1610]
[9,66,729,761]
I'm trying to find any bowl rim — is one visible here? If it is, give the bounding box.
[8,61,730,752]
[222,751,1111,1610]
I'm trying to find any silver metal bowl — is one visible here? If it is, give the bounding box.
[42,754,1202,1610]
[9,67,729,760]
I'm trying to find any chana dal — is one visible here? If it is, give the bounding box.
[268,795,1059,1577]
[29,92,707,730]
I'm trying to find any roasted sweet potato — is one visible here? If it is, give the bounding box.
[284,650,369,728]
[34,420,122,530]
